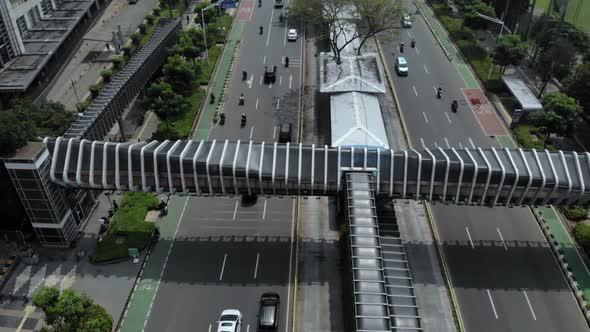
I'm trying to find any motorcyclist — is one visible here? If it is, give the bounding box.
[241,113,247,124]
[258,0,261,6]
[411,38,416,48]
[437,87,442,98]
[219,112,225,123]
[279,12,284,22]
[452,99,459,112]
[239,93,245,105]
[242,69,247,81]
[400,42,405,53]
[285,56,289,67]
[259,26,263,34]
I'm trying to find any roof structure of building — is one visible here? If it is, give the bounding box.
[502,75,543,112]
[330,92,389,148]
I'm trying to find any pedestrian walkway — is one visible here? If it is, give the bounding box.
[538,207,590,301]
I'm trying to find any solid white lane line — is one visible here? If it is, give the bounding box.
[444,137,450,149]
[280,75,283,85]
[263,199,267,219]
[254,252,260,279]
[219,254,227,281]
[422,112,429,124]
[424,64,429,74]
[232,200,239,220]
[276,99,280,110]
[523,291,537,320]
[469,137,476,149]
[248,75,254,88]
[413,86,418,96]
[256,98,259,110]
[263,55,267,64]
[285,199,296,332]
[497,227,507,251]
[445,112,452,124]
[273,126,277,139]
[465,227,474,248]
[266,10,274,47]
[487,289,499,319]
[250,126,254,139]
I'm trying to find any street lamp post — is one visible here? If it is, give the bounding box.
[476,12,506,80]
[71,79,81,110]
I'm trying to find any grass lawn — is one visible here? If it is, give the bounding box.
[198,45,222,85]
[513,124,556,150]
[92,192,159,263]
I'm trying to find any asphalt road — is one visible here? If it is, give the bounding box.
[143,1,302,330]
[380,6,590,332]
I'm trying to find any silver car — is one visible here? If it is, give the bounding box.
[401,15,412,28]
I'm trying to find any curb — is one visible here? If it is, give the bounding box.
[374,38,412,148]
[423,202,465,332]
[414,1,453,62]
[530,208,590,326]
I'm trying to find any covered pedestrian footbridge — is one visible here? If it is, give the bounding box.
[45,137,590,206]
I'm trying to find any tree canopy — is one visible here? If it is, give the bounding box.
[145,81,191,119]
[179,28,206,72]
[536,38,577,96]
[493,34,528,73]
[0,99,76,156]
[562,63,590,116]
[32,287,113,332]
[463,1,496,43]
[532,92,582,147]
[162,55,195,94]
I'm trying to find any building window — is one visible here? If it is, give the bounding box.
[16,16,28,38]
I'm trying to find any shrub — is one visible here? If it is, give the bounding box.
[122,43,133,58]
[513,124,556,150]
[100,69,113,82]
[484,79,507,93]
[89,83,103,98]
[139,23,148,34]
[574,223,590,249]
[153,7,161,16]
[562,205,588,221]
[110,55,124,71]
[77,99,92,112]
[145,14,155,25]
[131,32,141,46]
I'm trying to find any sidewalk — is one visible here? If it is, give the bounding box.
[42,0,158,110]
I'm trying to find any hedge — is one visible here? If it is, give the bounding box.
[562,205,588,221]
[574,223,590,250]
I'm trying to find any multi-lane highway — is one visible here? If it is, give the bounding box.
[380,4,590,332]
[143,0,302,330]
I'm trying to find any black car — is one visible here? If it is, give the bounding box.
[264,66,277,84]
[257,292,280,331]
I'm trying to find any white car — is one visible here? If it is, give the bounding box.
[287,29,298,41]
[216,309,242,332]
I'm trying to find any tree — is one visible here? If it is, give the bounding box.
[536,38,577,96]
[463,2,496,45]
[493,34,528,74]
[162,55,195,94]
[353,0,403,54]
[0,111,36,156]
[532,14,589,62]
[32,287,113,332]
[531,92,582,147]
[562,63,590,115]
[32,101,77,137]
[145,81,191,119]
[179,28,206,71]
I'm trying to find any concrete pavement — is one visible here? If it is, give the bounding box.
[42,0,158,110]
[379,1,590,331]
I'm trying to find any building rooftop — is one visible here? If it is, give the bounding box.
[320,53,385,94]
[502,75,543,112]
[0,1,94,92]
[330,91,389,148]
[3,141,45,161]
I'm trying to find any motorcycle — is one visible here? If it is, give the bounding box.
[219,112,225,125]
[242,70,247,81]
[239,94,245,105]
[436,88,442,99]
[452,100,459,113]
[241,114,247,127]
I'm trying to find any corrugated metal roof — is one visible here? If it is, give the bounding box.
[331,92,389,148]
[501,75,543,112]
